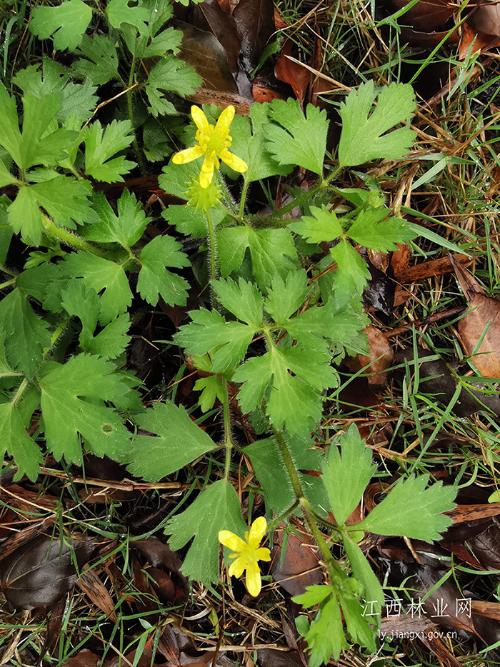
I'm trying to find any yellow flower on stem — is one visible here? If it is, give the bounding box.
[172,105,248,188]
[218,516,271,597]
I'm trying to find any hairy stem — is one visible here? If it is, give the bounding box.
[127,52,147,175]
[41,215,107,258]
[273,429,342,583]
[238,178,250,220]
[205,209,219,297]
[223,381,234,480]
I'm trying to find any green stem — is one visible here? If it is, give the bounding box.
[203,207,234,479]
[41,215,107,258]
[11,378,29,408]
[238,178,250,220]
[127,52,147,175]
[0,277,16,290]
[273,428,342,583]
[267,499,300,531]
[253,165,344,226]
[10,319,69,408]
[223,381,233,480]
[217,173,238,214]
[205,209,219,303]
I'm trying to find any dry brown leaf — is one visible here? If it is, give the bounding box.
[345,325,394,385]
[62,650,100,666]
[275,41,311,103]
[449,503,500,524]
[460,1,500,57]
[78,569,117,621]
[452,261,500,377]
[271,524,322,595]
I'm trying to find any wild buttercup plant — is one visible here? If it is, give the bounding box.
[0,2,457,663]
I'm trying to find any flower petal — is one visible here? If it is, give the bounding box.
[191,105,210,132]
[218,530,247,552]
[216,105,235,133]
[245,561,262,597]
[172,145,203,165]
[248,516,267,547]
[220,149,248,174]
[228,556,246,579]
[199,154,216,188]
[255,547,271,562]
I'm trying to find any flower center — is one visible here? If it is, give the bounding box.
[197,125,232,155]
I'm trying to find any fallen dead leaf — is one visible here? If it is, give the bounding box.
[62,650,100,666]
[460,1,500,56]
[271,523,322,596]
[452,260,500,378]
[77,568,116,620]
[0,533,95,610]
[275,41,311,103]
[132,538,189,606]
[346,325,394,385]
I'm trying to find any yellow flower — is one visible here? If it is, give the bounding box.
[172,105,248,188]
[218,516,271,597]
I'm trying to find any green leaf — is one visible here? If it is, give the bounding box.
[213,277,264,327]
[0,201,12,265]
[266,99,328,175]
[127,401,217,480]
[0,289,50,378]
[228,107,292,183]
[8,176,96,246]
[0,401,42,482]
[338,590,376,652]
[338,80,416,167]
[145,58,201,117]
[84,120,136,183]
[218,227,250,275]
[165,479,244,584]
[0,84,22,167]
[85,191,149,248]
[356,474,457,541]
[61,280,130,359]
[39,354,132,464]
[63,253,132,324]
[0,86,76,172]
[194,374,226,412]
[158,160,200,198]
[342,534,384,620]
[235,346,332,436]
[13,60,97,125]
[293,584,333,608]
[73,35,120,86]
[174,309,255,373]
[30,0,92,51]
[264,270,308,324]
[143,27,182,57]
[163,205,205,238]
[290,206,342,244]
[106,0,149,33]
[245,435,325,514]
[298,591,346,666]
[137,235,190,307]
[347,208,416,251]
[247,227,297,288]
[287,302,368,358]
[330,240,371,308]
[322,424,376,526]
[218,225,298,287]
[7,186,41,245]
[0,159,16,188]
